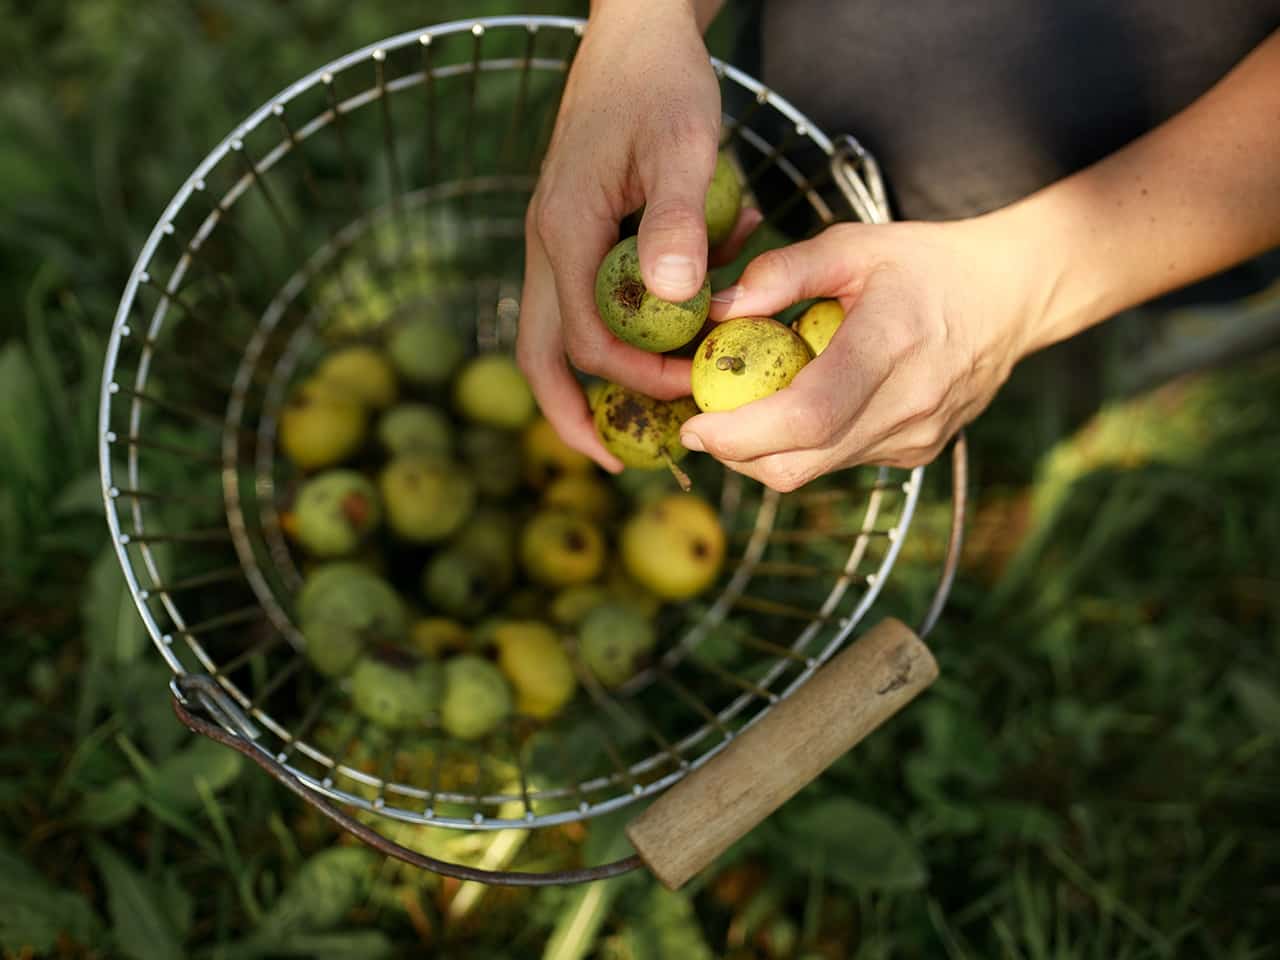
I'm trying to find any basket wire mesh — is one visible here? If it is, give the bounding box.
[100,15,960,881]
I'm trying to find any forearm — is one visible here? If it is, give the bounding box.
[985,29,1280,357]
[589,0,726,33]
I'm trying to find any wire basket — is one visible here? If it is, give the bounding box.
[100,15,966,887]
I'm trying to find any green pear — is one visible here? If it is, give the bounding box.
[379,456,476,543]
[377,403,452,458]
[387,316,466,387]
[454,354,535,429]
[705,151,743,247]
[594,236,710,353]
[440,656,513,741]
[292,470,380,557]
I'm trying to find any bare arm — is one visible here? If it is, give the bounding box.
[681,29,1280,491]
[990,28,1280,357]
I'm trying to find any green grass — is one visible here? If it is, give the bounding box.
[2,1,1278,957]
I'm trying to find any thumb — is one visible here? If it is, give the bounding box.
[635,141,716,302]
[712,224,874,320]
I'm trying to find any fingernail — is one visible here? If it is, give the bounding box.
[680,431,705,453]
[711,285,742,304]
[653,255,697,292]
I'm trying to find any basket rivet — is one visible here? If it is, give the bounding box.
[901,481,912,493]
[795,123,808,136]
[321,776,333,788]
[193,179,206,192]
[230,138,244,152]
[471,23,485,37]
[866,573,878,586]
[372,48,386,62]
[418,34,431,47]
[108,486,120,498]
[108,382,120,394]
[138,271,150,284]
[679,759,690,769]
[524,811,535,823]
[105,431,118,443]
[271,103,284,116]
[161,634,173,645]
[373,797,385,809]
[321,71,334,85]
[578,800,590,813]
[886,527,898,541]
[631,783,644,795]
[472,812,484,824]
[138,589,149,600]
[525,23,538,35]
[276,752,288,763]
[573,23,585,36]
[767,693,780,704]
[424,806,434,817]
[805,657,817,668]
[119,325,131,337]
[118,534,130,545]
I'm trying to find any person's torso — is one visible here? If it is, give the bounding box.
[756,0,1280,221]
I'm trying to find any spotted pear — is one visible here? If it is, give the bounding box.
[705,151,743,247]
[593,382,698,491]
[691,316,813,412]
[594,236,710,353]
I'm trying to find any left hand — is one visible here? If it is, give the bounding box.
[679,218,1045,491]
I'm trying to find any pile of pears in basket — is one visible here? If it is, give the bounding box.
[280,150,843,742]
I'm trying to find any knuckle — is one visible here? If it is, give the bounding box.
[663,113,719,158]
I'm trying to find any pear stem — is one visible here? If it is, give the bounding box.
[661,450,694,493]
[716,355,746,373]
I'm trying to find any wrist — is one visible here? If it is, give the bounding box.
[967,191,1116,362]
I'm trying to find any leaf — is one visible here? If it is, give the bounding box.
[82,542,147,667]
[780,797,927,892]
[147,737,244,811]
[0,846,100,953]
[89,841,183,960]
[260,847,378,935]
[158,871,195,941]
[211,930,395,960]
[77,777,141,828]
[618,885,714,960]
[0,342,51,492]
[543,811,638,960]
[1228,670,1280,737]
[55,469,108,517]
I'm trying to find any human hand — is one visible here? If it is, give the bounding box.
[516,0,757,471]
[679,219,1042,491]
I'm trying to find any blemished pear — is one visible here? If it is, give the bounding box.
[691,316,813,413]
[594,236,710,353]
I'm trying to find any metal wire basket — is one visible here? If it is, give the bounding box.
[100,15,966,887]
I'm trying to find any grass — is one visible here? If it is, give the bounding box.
[2,1,1279,957]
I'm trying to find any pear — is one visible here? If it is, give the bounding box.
[350,648,443,731]
[279,378,367,471]
[549,584,611,627]
[522,416,593,488]
[520,510,606,587]
[491,621,578,720]
[705,151,743,247]
[454,354,535,429]
[377,404,452,459]
[579,603,657,688]
[793,299,844,356]
[594,236,710,353]
[410,617,470,658]
[453,506,519,587]
[292,470,380,557]
[621,493,726,600]
[593,382,699,490]
[315,345,398,409]
[440,655,513,740]
[422,547,498,620]
[387,316,466,387]
[460,425,524,498]
[379,456,476,543]
[299,619,366,677]
[690,316,813,413]
[542,472,615,524]
[296,564,407,643]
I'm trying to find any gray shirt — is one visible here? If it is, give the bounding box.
[757,1,1279,222]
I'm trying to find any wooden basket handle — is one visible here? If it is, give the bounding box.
[625,617,937,890]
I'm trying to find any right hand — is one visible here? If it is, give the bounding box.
[516,0,733,471]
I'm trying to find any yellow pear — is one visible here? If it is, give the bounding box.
[793,299,844,356]
[315,345,398,409]
[492,621,578,719]
[279,378,367,471]
[621,493,726,600]
[520,510,606,587]
[691,316,813,413]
